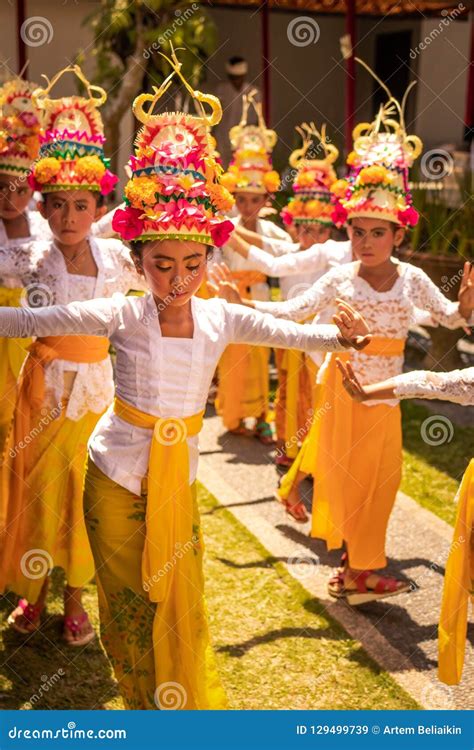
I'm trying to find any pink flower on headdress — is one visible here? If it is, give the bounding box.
[331,202,348,228]
[210,219,234,247]
[19,111,38,128]
[112,206,144,240]
[27,172,42,192]
[100,169,119,196]
[397,205,419,227]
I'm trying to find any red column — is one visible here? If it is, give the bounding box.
[345,0,356,153]
[261,0,271,123]
[17,0,27,74]
[464,9,473,142]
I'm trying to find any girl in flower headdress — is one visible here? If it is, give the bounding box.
[0,51,371,708]
[0,65,146,646]
[216,91,292,444]
[214,61,474,605]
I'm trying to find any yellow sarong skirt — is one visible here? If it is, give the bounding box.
[274,349,318,458]
[216,271,270,431]
[83,458,227,710]
[0,287,32,452]
[438,458,474,685]
[280,342,404,570]
[0,335,109,601]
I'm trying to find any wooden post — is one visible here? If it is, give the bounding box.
[17,0,27,75]
[261,0,271,123]
[345,0,356,153]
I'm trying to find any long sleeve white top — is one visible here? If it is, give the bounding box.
[391,367,474,406]
[253,260,472,406]
[0,211,52,287]
[0,236,146,420]
[0,293,346,494]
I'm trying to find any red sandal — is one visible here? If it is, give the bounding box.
[328,569,411,606]
[7,598,43,634]
[63,612,96,647]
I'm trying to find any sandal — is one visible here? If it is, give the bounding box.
[275,491,309,523]
[7,598,43,634]
[229,420,255,438]
[255,421,275,445]
[328,569,411,606]
[275,452,294,468]
[63,612,96,647]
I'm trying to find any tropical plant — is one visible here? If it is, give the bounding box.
[78,0,218,175]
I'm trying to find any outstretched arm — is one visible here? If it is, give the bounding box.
[336,360,474,406]
[0,295,124,339]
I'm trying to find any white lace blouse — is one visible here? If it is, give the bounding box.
[0,236,145,420]
[0,211,52,288]
[0,293,346,494]
[253,260,472,406]
[391,367,474,406]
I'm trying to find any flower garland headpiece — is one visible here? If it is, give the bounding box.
[0,77,41,176]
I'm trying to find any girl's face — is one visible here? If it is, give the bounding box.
[133,239,208,306]
[38,190,105,245]
[297,222,331,250]
[235,192,268,222]
[0,173,33,220]
[348,217,404,267]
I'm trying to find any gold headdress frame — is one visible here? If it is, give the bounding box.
[229,87,277,151]
[289,121,339,169]
[352,57,422,162]
[32,65,107,111]
[133,46,222,128]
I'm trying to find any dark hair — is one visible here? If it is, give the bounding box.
[348,218,400,233]
[228,56,246,66]
[130,239,214,260]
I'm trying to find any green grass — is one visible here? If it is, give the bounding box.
[400,401,474,527]
[0,484,418,711]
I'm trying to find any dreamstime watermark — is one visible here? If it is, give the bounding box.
[420,149,454,181]
[20,16,54,47]
[409,3,465,59]
[142,535,199,593]
[24,670,66,709]
[9,402,64,459]
[275,401,331,461]
[22,282,54,308]
[154,681,187,709]
[420,415,454,446]
[143,4,199,59]
[287,553,320,581]
[420,679,455,710]
[20,548,53,580]
[155,417,188,446]
[441,267,464,294]
[287,17,320,47]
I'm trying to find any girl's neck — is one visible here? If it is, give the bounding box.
[154,296,194,338]
[241,216,257,232]
[357,256,400,292]
[55,237,98,277]
[3,212,29,240]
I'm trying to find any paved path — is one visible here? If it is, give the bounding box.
[198,407,474,710]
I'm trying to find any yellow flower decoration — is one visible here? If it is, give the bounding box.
[35,157,61,184]
[305,200,324,217]
[358,165,388,185]
[295,171,315,188]
[74,155,106,182]
[331,179,349,199]
[346,151,360,167]
[125,175,159,207]
[207,182,235,212]
[220,172,238,192]
[263,170,280,193]
[0,134,8,152]
[287,199,304,215]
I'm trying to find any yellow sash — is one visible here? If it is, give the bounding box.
[438,458,474,685]
[279,338,406,520]
[0,288,32,393]
[0,334,110,594]
[113,397,227,709]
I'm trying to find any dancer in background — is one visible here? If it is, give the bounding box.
[0,65,144,646]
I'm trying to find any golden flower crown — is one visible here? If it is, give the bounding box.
[28,65,118,195]
[112,48,235,246]
[330,58,423,228]
[282,122,339,227]
[220,89,280,195]
[0,77,41,177]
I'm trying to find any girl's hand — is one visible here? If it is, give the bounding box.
[207,263,244,305]
[333,299,371,350]
[458,262,474,321]
[336,359,368,401]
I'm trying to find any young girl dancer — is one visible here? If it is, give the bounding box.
[0,65,144,645]
[0,54,370,708]
[217,88,474,604]
[337,361,473,684]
